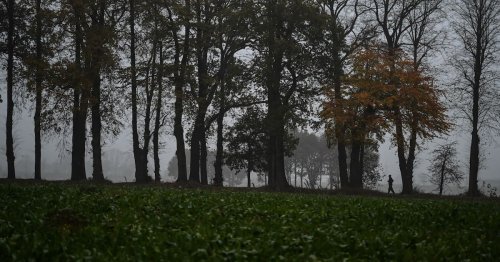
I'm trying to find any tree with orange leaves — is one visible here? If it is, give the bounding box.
[323,44,449,190]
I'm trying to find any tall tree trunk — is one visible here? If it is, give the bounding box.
[319,171,322,189]
[129,0,145,182]
[34,0,42,180]
[90,3,106,181]
[333,55,348,189]
[91,70,103,180]
[294,162,297,187]
[140,38,158,182]
[200,129,208,185]
[349,142,363,188]
[213,71,227,187]
[360,144,365,183]
[267,116,288,189]
[469,130,480,195]
[264,0,288,190]
[468,19,483,195]
[247,161,253,188]
[439,155,447,196]
[71,5,87,181]
[189,116,202,182]
[406,125,418,187]
[71,90,88,181]
[190,3,210,183]
[300,165,303,188]
[174,79,188,182]
[395,107,412,194]
[174,77,188,182]
[266,52,287,189]
[213,110,224,186]
[173,0,191,183]
[153,43,163,183]
[6,0,16,179]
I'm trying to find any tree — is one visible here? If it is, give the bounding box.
[129,0,143,182]
[371,0,450,193]
[225,107,269,188]
[4,4,39,178]
[452,0,500,195]
[5,0,16,179]
[88,0,121,182]
[188,0,220,184]
[255,0,321,190]
[187,0,253,185]
[371,0,420,193]
[316,0,373,189]
[403,0,444,192]
[360,143,382,189]
[54,0,125,181]
[325,44,449,190]
[153,41,164,183]
[323,44,388,189]
[33,0,43,180]
[69,0,89,181]
[168,0,192,183]
[130,0,164,182]
[428,142,464,195]
[17,0,58,180]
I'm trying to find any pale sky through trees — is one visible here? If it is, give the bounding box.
[2,81,500,192]
[1,0,500,194]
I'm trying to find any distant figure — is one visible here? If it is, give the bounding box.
[388,175,395,195]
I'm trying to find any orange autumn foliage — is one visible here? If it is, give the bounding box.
[322,44,449,144]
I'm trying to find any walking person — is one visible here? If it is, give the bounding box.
[388,175,395,195]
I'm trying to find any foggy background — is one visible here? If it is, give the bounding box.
[1,56,500,194]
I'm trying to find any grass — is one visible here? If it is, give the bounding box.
[0,183,499,261]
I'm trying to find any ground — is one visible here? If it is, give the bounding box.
[0,181,499,261]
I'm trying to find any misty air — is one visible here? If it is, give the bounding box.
[1,0,499,260]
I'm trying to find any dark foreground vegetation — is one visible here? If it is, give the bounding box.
[1,183,499,261]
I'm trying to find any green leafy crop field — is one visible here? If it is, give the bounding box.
[0,183,499,261]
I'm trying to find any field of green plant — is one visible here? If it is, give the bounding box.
[0,183,499,261]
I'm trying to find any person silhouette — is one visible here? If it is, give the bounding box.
[388,175,395,194]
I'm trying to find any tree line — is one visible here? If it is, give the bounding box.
[1,0,499,195]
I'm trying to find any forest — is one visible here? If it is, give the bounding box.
[1,0,500,196]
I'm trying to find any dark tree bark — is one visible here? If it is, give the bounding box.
[189,115,203,183]
[129,0,147,182]
[34,0,42,180]
[90,77,104,181]
[200,129,208,185]
[173,77,188,183]
[213,108,224,186]
[349,142,363,188]
[189,0,211,183]
[452,0,500,195]
[90,1,106,181]
[153,42,163,183]
[169,1,191,182]
[247,160,253,188]
[265,1,288,190]
[334,76,349,188]
[140,37,158,182]
[438,155,447,196]
[394,106,413,193]
[71,3,88,181]
[6,0,15,179]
